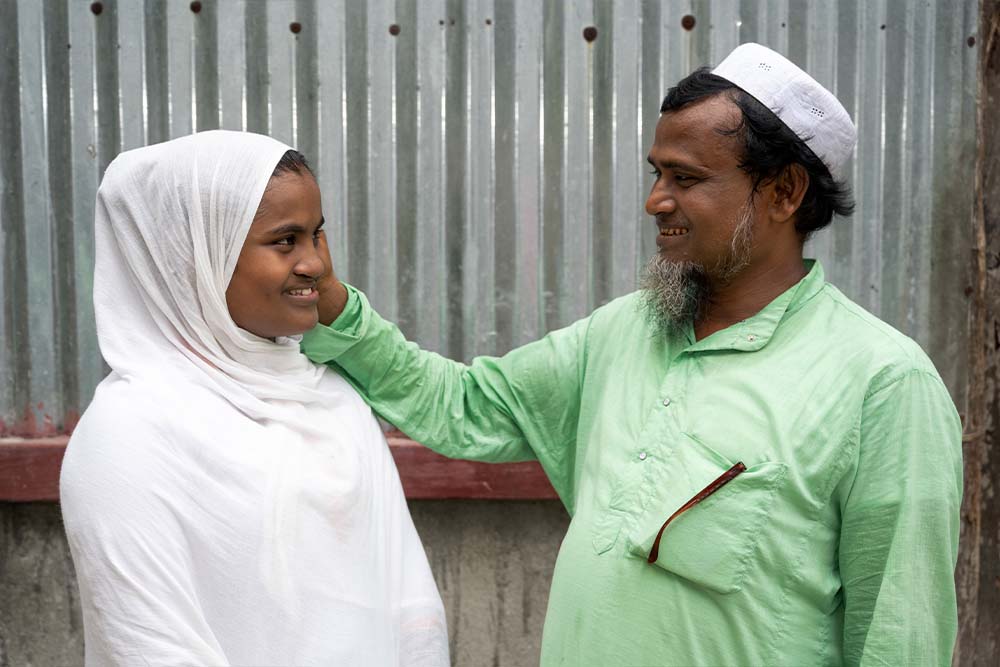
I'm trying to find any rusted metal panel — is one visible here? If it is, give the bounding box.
[0,0,981,437]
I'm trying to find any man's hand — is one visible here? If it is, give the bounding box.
[315,230,348,326]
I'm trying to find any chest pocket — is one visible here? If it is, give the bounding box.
[625,433,787,595]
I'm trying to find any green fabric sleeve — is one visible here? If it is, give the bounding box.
[301,284,587,507]
[838,370,963,666]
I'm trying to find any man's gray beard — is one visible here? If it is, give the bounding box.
[639,203,755,338]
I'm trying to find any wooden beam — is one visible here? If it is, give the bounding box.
[0,434,558,502]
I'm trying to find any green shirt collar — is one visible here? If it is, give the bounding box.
[683,259,826,354]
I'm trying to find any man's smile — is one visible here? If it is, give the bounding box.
[656,225,690,250]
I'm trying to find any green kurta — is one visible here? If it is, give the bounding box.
[302,260,962,666]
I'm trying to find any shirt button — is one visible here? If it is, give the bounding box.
[747,334,757,342]
[662,397,671,407]
[638,452,647,461]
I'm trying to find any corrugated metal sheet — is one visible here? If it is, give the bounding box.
[0,0,980,435]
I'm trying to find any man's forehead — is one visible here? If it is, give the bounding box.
[649,95,743,165]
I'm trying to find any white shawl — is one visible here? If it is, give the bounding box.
[60,131,449,666]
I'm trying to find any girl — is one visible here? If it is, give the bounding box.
[60,131,448,666]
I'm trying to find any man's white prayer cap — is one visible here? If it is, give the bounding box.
[712,42,857,181]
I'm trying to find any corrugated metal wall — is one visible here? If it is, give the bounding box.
[0,0,980,436]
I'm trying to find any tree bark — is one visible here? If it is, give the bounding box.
[954,2,1000,664]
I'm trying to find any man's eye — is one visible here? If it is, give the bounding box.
[648,169,660,177]
[675,175,698,185]
[275,236,295,246]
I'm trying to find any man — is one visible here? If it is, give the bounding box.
[303,43,963,665]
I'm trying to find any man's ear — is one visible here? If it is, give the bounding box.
[770,164,809,224]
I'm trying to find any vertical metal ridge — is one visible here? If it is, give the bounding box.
[444,0,467,360]
[413,0,449,353]
[265,0,296,144]
[19,0,58,435]
[164,0,193,139]
[94,0,120,176]
[244,1,268,134]
[463,0,497,356]
[366,0,398,320]
[511,0,543,348]
[591,0,614,308]
[540,0,564,333]
[344,0,370,299]
[560,0,594,327]
[492,0,517,354]
[608,0,642,300]
[639,0,661,265]
[144,0,169,144]
[314,0,348,279]
[217,0,247,131]
[44,0,79,430]
[68,0,103,428]
[195,0,220,132]
[293,0,318,157]
[394,0,418,339]
[117,0,147,149]
[1,0,29,433]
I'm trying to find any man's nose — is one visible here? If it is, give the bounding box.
[644,183,677,217]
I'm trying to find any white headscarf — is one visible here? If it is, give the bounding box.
[60,131,449,666]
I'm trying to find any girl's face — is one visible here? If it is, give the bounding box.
[225,171,327,339]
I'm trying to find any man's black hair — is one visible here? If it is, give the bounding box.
[660,67,854,238]
[271,149,312,178]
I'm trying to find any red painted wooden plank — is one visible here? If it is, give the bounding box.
[0,437,68,502]
[0,434,558,502]
[386,434,559,500]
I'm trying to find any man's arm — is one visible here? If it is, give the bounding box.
[838,369,963,666]
[302,283,589,506]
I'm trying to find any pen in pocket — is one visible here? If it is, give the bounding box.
[647,461,748,564]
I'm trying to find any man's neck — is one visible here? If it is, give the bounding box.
[694,257,808,341]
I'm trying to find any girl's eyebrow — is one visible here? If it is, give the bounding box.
[265,217,324,237]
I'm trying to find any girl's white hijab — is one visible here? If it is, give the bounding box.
[94,130,329,419]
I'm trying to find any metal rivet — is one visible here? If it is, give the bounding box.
[190,1,202,14]
[583,26,598,42]
[389,23,401,36]
[290,22,302,34]
[90,2,103,15]
[968,36,976,47]
[681,15,696,31]
[485,18,492,26]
